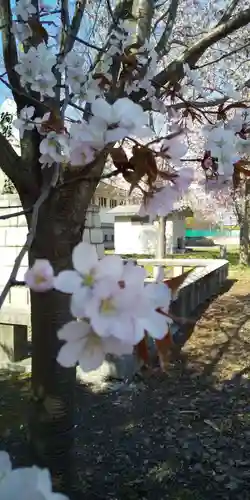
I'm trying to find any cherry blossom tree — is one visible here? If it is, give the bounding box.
[1,0,250,496]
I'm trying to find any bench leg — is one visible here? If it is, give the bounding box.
[0,324,28,363]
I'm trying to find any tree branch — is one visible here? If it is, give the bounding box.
[155,0,179,57]
[196,40,250,69]
[106,0,116,24]
[135,0,155,44]
[60,0,87,57]
[217,0,241,25]
[0,207,32,220]
[0,131,36,195]
[154,7,250,90]
[0,0,21,104]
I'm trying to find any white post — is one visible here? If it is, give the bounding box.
[156,216,166,258]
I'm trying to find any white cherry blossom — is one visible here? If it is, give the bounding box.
[139,167,193,218]
[13,106,35,138]
[70,118,105,151]
[82,277,171,345]
[15,44,57,98]
[0,460,68,500]
[57,320,133,372]
[14,0,36,21]
[91,97,149,143]
[70,142,95,166]
[40,132,69,163]
[205,126,236,159]
[54,242,125,318]
[0,451,12,482]
[12,22,32,42]
[161,136,188,166]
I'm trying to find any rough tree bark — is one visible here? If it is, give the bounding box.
[0,126,104,493]
[239,179,250,266]
[26,159,104,493]
[28,180,91,490]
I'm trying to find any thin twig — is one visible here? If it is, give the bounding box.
[69,34,102,51]
[106,0,116,24]
[0,165,59,309]
[11,280,26,287]
[0,76,51,113]
[0,207,32,220]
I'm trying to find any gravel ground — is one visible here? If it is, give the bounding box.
[1,277,250,499]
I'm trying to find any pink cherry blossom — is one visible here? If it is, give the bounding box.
[25,259,54,292]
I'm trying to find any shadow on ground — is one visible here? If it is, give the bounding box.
[1,277,250,500]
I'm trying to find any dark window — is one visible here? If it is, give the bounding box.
[131,215,150,224]
[99,197,107,207]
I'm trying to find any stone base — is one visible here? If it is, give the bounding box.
[76,353,142,385]
[0,324,28,363]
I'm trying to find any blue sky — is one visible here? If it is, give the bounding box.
[0,0,92,105]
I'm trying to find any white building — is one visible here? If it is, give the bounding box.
[108,204,192,255]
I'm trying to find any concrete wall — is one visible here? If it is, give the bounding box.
[0,195,28,307]
[0,195,104,309]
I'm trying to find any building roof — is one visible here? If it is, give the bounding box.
[108,204,193,217]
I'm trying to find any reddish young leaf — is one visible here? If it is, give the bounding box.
[129,146,158,189]
[234,160,250,177]
[40,110,65,134]
[28,19,49,45]
[155,331,172,371]
[163,268,193,294]
[110,147,129,172]
[134,335,150,365]
[92,73,111,89]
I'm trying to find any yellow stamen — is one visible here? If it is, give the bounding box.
[100,297,116,314]
[34,274,46,285]
[82,273,94,286]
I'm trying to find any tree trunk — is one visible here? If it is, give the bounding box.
[239,219,249,265]
[239,179,250,266]
[27,176,98,494]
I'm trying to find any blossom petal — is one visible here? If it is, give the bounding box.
[103,336,133,356]
[78,341,105,372]
[113,98,148,127]
[70,288,92,318]
[96,255,124,281]
[72,242,98,275]
[0,451,12,477]
[145,282,171,309]
[91,98,113,123]
[54,270,82,294]
[105,127,128,143]
[122,262,146,288]
[57,320,90,341]
[57,338,85,367]
[143,310,169,340]
[0,466,38,499]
